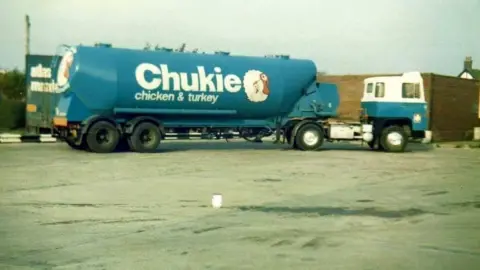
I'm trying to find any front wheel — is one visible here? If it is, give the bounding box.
[380,126,407,153]
[294,123,324,151]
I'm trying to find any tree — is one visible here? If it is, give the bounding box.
[143,42,152,50]
[0,69,26,101]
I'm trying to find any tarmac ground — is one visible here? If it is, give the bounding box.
[0,140,479,270]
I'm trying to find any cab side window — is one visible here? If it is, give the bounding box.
[375,82,385,98]
[402,83,421,99]
[366,83,374,94]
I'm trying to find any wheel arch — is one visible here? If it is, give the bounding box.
[79,115,120,140]
[124,116,165,137]
[289,119,324,139]
[372,118,412,137]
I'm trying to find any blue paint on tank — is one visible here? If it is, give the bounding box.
[61,45,328,124]
[287,82,339,119]
[361,101,428,131]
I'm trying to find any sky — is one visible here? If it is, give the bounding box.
[0,0,479,76]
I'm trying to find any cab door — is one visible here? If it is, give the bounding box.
[400,82,428,131]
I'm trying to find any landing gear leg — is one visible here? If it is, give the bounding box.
[273,118,282,144]
[367,137,384,151]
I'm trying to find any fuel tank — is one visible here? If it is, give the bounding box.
[59,45,320,120]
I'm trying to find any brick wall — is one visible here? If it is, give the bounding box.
[422,73,433,128]
[317,73,480,142]
[428,74,480,141]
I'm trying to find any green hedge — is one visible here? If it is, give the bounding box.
[0,99,26,130]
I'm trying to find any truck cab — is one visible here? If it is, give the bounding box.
[360,71,428,150]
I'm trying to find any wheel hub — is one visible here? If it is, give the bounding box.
[140,130,152,143]
[96,130,110,144]
[387,132,403,146]
[303,130,319,146]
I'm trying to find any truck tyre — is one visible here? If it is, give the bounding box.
[85,121,120,153]
[294,123,324,151]
[128,122,161,153]
[380,126,407,153]
[65,138,86,151]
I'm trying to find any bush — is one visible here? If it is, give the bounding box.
[0,99,26,130]
[0,69,26,101]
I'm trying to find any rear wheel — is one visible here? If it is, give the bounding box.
[380,126,407,153]
[294,123,324,151]
[128,122,161,153]
[85,121,120,153]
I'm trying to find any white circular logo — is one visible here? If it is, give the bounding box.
[243,70,270,103]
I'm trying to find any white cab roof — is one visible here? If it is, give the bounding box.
[364,71,422,84]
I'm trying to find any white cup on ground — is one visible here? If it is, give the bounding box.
[212,193,223,208]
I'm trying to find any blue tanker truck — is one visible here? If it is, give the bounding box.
[51,44,428,153]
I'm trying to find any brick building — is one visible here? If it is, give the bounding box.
[458,56,480,80]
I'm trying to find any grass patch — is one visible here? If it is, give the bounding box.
[0,128,25,135]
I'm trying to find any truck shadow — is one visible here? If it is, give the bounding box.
[234,205,439,219]
[318,142,434,153]
[66,140,434,154]
[146,141,435,153]
[61,140,434,154]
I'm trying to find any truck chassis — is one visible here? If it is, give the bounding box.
[55,114,421,154]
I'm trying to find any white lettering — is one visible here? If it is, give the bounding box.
[180,73,199,91]
[188,93,219,104]
[224,74,242,93]
[135,63,161,90]
[197,66,216,92]
[160,64,180,91]
[134,91,175,101]
[135,63,243,93]
[30,81,59,93]
[134,90,219,105]
[31,64,52,78]
[134,63,249,105]
[214,67,224,92]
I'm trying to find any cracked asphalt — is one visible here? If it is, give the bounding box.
[0,140,479,270]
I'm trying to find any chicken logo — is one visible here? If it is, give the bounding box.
[243,70,270,103]
[57,51,74,88]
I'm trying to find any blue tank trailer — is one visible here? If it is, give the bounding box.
[51,44,428,153]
